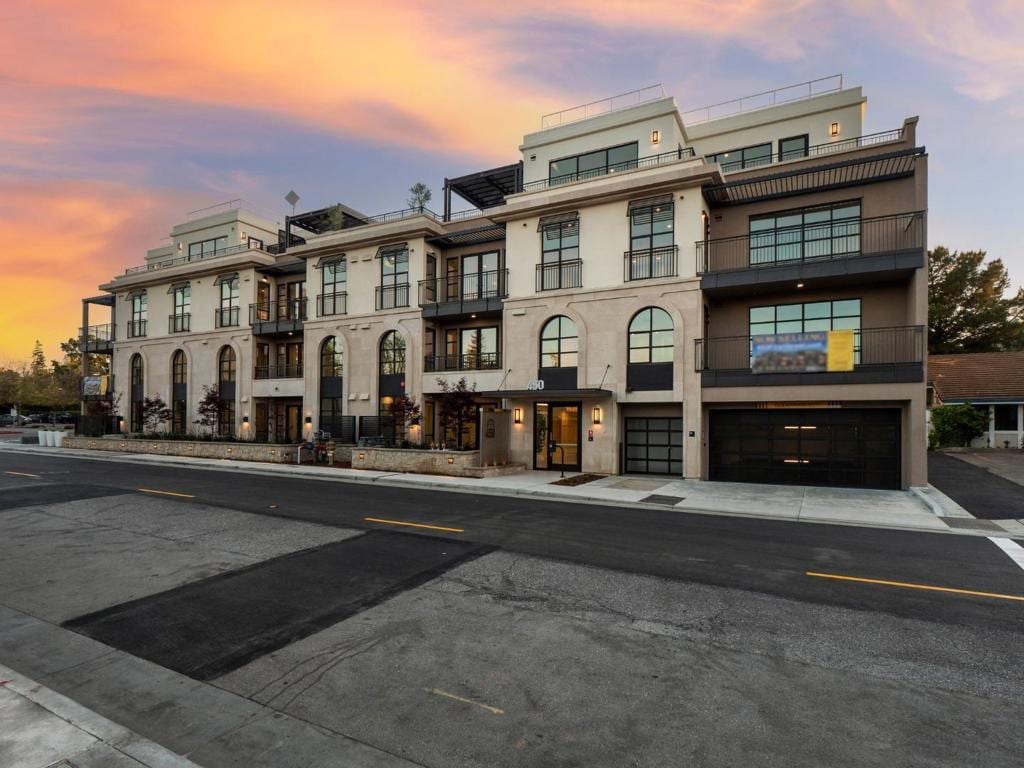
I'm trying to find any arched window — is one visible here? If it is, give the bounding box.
[321,336,344,378]
[380,331,406,376]
[129,354,144,432]
[628,308,673,363]
[172,350,187,384]
[171,350,187,433]
[540,316,577,369]
[130,354,144,385]
[218,346,236,382]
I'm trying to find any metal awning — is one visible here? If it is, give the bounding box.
[314,252,346,269]
[444,162,523,216]
[703,147,925,206]
[214,272,238,285]
[376,243,408,258]
[537,211,579,231]
[426,224,506,247]
[257,259,306,276]
[627,193,674,213]
[479,388,613,399]
[289,203,369,235]
[166,280,189,293]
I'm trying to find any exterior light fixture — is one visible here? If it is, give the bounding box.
[358,452,365,460]
[447,456,455,465]
[514,408,522,424]
[796,282,805,288]
[651,129,660,145]
[242,416,249,424]
[305,416,312,424]
[592,406,602,425]
[830,122,840,137]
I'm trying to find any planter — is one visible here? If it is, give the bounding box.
[62,436,300,463]
[40,430,53,447]
[351,446,525,478]
[52,430,66,447]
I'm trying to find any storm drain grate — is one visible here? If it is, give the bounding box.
[640,494,686,506]
[941,518,1004,531]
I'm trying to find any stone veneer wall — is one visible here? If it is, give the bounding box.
[351,447,524,478]
[63,436,300,463]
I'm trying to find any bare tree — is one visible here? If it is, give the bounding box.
[407,183,432,212]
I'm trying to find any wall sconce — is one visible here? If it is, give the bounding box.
[651,129,660,145]
[514,408,522,424]
[829,121,840,137]
[592,406,602,425]
[358,452,365,460]
[242,416,249,424]
[305,416,312,424]
[447,456,455,465]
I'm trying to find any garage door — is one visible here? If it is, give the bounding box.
[625,417,683,475]
[709,409,901,490]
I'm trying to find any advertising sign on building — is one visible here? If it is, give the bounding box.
[752,330,855,374]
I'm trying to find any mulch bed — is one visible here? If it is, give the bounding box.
[550,473,606,487]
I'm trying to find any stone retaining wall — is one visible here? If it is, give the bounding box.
[63,436,301,463]
[351,447,524,478]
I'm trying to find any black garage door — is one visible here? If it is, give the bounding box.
[709,408,901,490]
[625,417,683,475]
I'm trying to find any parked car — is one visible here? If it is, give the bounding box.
[0,414,18,426]
[52,412,77,425]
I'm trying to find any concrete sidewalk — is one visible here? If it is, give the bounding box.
[0,663,200,768]
[2,442,1019,537]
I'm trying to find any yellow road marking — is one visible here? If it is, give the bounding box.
[365,517,464,533]
[426,688,504,715]
[138,488,195,499]
[5,471,41,479]
[806,571,1024,603]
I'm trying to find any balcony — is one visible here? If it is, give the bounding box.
[317,291,348,317]
[215,307,240,328]
[376,284,410,311]
[419,269,508,318]
[624,246,678,282]
[424,352,501,373]
[168,313,191,334]
[709,128,905,173]
[127,320,147,339]
[249,299,307,335]
[123,242,266,275]
[696,325,925,388]
[79,324,114,353]
[254,365,304,380]
[521,148,697,194]
[697,212,926,295]
[536,259,583,292]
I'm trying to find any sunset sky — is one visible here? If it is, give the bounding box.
[1,0,1021,363]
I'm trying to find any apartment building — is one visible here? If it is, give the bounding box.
[81,75,928,489]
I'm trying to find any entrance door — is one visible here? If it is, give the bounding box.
[534,403,581,471]
[272,401,303,443]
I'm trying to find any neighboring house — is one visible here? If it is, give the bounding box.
[929,352,1024,449]
[80,74,929,489]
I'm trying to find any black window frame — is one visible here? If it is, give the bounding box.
[778,133,809,162]
[539,315,578,369]
[548,142,639,185]
[320,336,344,378]
[188,236,228,259]
[172,284,191,317]
[628,307,674,365]
[707,142,772,172]
[218,346,237,382]
[379,247,410,309]
[748,200,862,266]
[379,330,406,376]
[749,298,863,363]
[630,201,675,253]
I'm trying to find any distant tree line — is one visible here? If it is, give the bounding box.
[0,338,107,413]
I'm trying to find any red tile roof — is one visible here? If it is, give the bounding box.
[929,352,1024,402]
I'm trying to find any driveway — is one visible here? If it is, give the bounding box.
[928,452,1024,520]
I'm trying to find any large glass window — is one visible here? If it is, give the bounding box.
[171,350,187,434]
[749,201,861,266]
[173,284,190,316]
[379,248,409,308]
[130,354,143,385]
[172,350,187,384]
[321,336,343,378]
[549,142,639,184]
[461,251,501,299]
[218,346,236,382]
[320,259,347,316]
[277,281,306,319]
[129,354,144,432]
[131,293,147,322]
[540,316,578,369]
[380,331,406,375]
[707,142,772,171]
[779,134,809,161]
[460,327,499,369]
[630,201,674,253]
[539,220,580,290]
[994,404,1019,431]
[188,236,228,259]
[628,308,674,364]
[750,299,862,362]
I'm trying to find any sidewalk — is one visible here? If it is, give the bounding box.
[0,663,199,768]
[2,442,1020,538]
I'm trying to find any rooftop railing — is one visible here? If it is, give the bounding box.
[682,75,844,125]
[710,128,905,173]
[541,84,666,129]
[124,242,265,275]
[521,147,697,193]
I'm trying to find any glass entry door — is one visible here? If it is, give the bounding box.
[534,403,581,471]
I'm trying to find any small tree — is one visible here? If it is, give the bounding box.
[141,395,171,433]
[194,385,220,435]
[435,377,477,449]
[387,394,421,445]
[407,182,432,212]
[930,404,989,448]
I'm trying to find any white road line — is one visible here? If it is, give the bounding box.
[988,537,1024,572]
[425,688,505,715]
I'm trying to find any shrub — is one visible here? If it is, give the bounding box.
[930,404,989,448]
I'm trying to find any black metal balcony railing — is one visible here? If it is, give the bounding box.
[215,306,240,328]
[127,319,147,338]
[710,128,905,173]
[424,352,501,373]
[624,245,678,281]
[522,148,697,193]
[317,291,348,317]
[695,325,925,372]
[249,299,307,332]
[254,364,304,380]
[418,269,509,307]
[79,323,113,342]
[536,259,583,292]
[168,313,191,333]
[696,211,926,275]
[123,242,266,275]
[376,283,410,310]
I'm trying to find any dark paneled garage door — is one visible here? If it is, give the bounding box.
[709,408,901,489]
[625,417,683,475]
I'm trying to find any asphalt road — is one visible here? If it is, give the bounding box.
[928,451,1024,519]
[2,450,1024,633]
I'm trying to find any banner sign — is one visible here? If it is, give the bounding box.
[752,330,854,374]
[81,375,109,396]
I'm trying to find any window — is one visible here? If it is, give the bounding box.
[276,342,303,375]
[320,259,347,316]
[380,331,406,376]
[171,350,187,434]
[779,134,809,161]
[277,281,306,320]
[129,292,147,337]
[707,142,772,171]
[994,404,1019,431]
[549,142,639,184]
[460,327,499,369]
[129,354,144,432]
[749,201,861,266]
[218,276,239,327]
[379,247,409,309]
[321,336,343,378]
[172,350,187,384]
[540,316,578,369]
[630,201,674,253]
[750,299,862,362]
[461,251,501,300]
[247,236,263,250]
[628,308,674,364]
[219,346,236,382]
[173,284,190,316]
[188,236,228,259]
[130,354,144,385]
[217,400,235,438]
[539,220,580,290]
